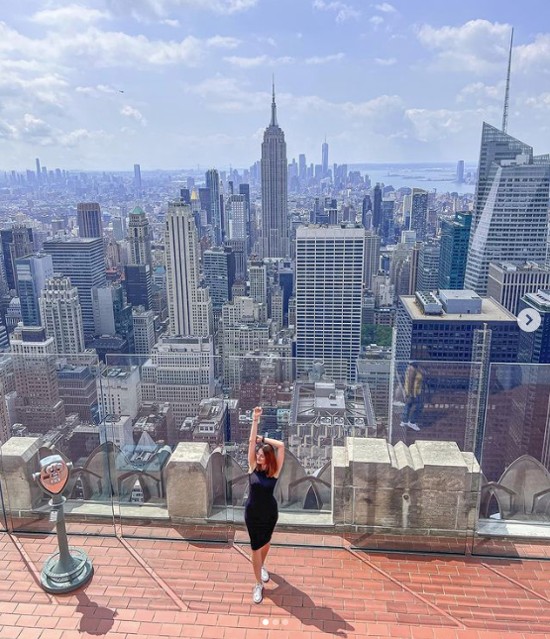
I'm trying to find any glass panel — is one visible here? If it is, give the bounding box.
[473,362,550,559]
[225,355,346,549]
[105,351,229,543]
[1,351,119,537]
[345,357,481,555]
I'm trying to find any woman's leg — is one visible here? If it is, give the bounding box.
[260,542,270,566]
[251,548,263,583]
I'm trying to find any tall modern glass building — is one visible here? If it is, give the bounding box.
[439,212,472,290]
[42,237,106,337]
[206,169,223,246]
[261,84,288,258]
[464,123,550,295]
[295,225,365,381]
[15,253,53,327]
[77,202,102,239]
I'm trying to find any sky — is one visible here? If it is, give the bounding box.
[1,0,550,171]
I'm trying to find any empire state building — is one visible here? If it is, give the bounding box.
[261,83,289,258]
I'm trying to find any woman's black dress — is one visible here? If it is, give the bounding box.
[245,469,278,551]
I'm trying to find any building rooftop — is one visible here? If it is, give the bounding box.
[401,295,516,322]
[491,260,550,272]
[2,527,550,638]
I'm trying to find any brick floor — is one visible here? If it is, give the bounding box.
[1,530,550,637]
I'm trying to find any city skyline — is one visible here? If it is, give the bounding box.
[1,2,550,169]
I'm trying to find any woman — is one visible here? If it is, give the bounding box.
[245,405,285,604]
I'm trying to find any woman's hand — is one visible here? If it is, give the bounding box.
[256,435,263,443]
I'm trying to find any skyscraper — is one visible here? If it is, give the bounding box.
[410,189,428,241]
[77,202,102,239]
[40,276,85,354]
[298,154,307,181]
[486,261,550,315]
[206,169,223,245]
[417,240,441,291]
[1,226,34,291]
[203,247,236,319]
[15,253,53,326]
[165,200,213,337]
[226,194,247,240]
[124,264,153,310]
[128,206,152,266]
[321,138,329,177]
[42,237,107,336]
[295,225,365,381]
[439,212,472,290]
[465,123,550,295]
[134,163,142,193]
[249,258,267,305]
[132,307,156,355]
[372,184,382,231]
[456,160,465,183]
[11,325,65,432]
[261,82,289,258]
[364,231,381,291]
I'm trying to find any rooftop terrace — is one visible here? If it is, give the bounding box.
[2,526,550,639]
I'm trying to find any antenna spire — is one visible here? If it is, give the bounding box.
[270,75,278,126]
[502,27,514,133]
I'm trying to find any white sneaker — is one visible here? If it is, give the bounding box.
[253,583,263,604]
[407,422,420,431]
[261,566,269,583]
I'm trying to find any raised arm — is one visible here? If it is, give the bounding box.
[247,406,262,472]
[263,435,285,478]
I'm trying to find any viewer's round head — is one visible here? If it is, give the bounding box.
[256,443,278,476]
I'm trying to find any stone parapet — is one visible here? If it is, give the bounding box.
[0,437,43,513]
[333,437,480,531]
[165,442,211,520]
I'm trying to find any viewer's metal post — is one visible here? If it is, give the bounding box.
[33,454,94,593]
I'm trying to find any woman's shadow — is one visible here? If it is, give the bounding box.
[75,590,117,636]
[265,573,354,637]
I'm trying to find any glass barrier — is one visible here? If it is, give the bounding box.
[343,358,480,555]
[0,351,119,537]
[1,344,550,558]
[472,362,550,558]
[224,355,350,548]
[105,350,229,542]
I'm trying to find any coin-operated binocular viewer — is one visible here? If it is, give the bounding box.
[33,454,94,593]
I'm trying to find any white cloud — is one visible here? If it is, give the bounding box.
[105,0,257,19]
[373,3,396,13]
[374,57,396,66]
[206,35,242,49]
[404,107,498,142]
[0,112,107,148]
[0,19,240,69]
[524,92,550,110]
[416,19,511,74]
[369,16,384,26]
[121,105,147,125]
[31,5,110,26]
[312,0,361,23]
[224,55,294,68]
[76,84,120,97]
[305,53,345,64]
[514,34,550,74]
[457,81,504,104]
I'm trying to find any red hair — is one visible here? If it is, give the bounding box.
[257,443,278,477]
